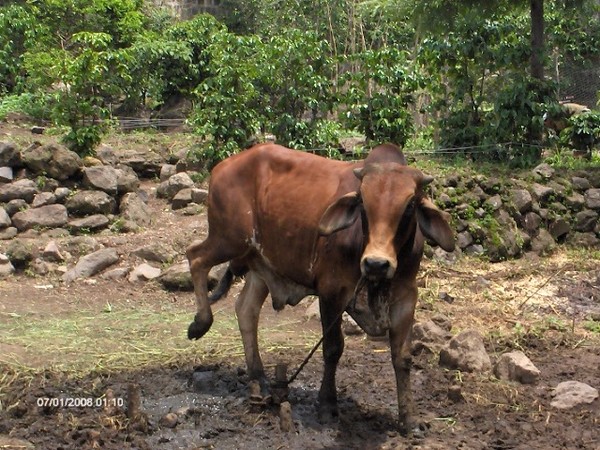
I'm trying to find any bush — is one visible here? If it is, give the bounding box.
[561,111,600,156]
[341,47,419,147]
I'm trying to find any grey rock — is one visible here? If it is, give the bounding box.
[570,232,600,248]
[4,199,27,216]
[0,227,17,240]
[549,218,570,241]
[158,261,193,291]
[5,239,35,269]
[119,192,151,227]
[0,166,13,182]
[22,143,82,180]
[115,164,140,194]
[0,179,39,203]
[584,188,600,210]
[532,163,555,180]
[60,235,101,257]
[464,244,485,255]
[82,166,118,195]
[65,190,116,216]
[160,164,177,182]
[521,212,542,235]
[531,183,554,204]
[68,214,110,232]
[30,257,52,275]
[158,261,225,291]
[494,350,540,384]
[551,381,598,410]
[156,172,194,200]
[510,189,533,214]
[456,231,474,249]
[479,177,502,195]
[0,208,11,228]
[42,241,65,262]
[0,253,15,277]
[101,267,130,280]
[32,192,57,208]
[437,192,453,208]
[131,243,177,263]
[571,176,591,192]
[439,330,491,373]
[11,204,69,231]
[0,141,22,167]
[574,209,598,232]
[95,144,118,165]
[171,188,193,210]
[565,192,585,211]
[54,187,71,203]
[62,248,119,282]
[485,195,503,211]
[412,320,452,354]
[530,229,556,256]
[342,312,363,336]
[128,263,162,282]
[42,228,69,239]
[119,150,162,178]
[179,203,203,216]
[191,188,209,205]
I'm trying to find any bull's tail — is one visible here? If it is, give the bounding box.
[208,266,235,303]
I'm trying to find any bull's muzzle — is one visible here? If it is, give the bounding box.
[361,256,395,280]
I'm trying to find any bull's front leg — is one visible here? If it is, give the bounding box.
[317,296,345,423]
[388,281,418,435]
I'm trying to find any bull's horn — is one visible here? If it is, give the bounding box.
[422,175,434,186]
[353,167,365,180]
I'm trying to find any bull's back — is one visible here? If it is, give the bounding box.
[207,144,358,283]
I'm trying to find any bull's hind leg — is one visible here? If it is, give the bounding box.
[186,237,242,340]
[235,272,270,398]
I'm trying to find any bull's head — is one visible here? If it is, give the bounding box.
[318,163,454,281]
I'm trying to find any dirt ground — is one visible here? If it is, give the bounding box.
[0,124,599,449]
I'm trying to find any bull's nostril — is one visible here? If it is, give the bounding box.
[363,257,390,275]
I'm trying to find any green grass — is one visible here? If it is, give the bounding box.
[0,304,319,376]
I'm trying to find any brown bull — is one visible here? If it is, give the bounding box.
[186,143,454,433]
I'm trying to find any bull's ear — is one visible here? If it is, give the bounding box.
[319,192,362,236]
[416,198,455,252]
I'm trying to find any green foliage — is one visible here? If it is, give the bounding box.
[189,33,264,165]
[189,28,339,165]
[561,111,600,153]
[0,92,53,121]
[341,47,419,146]
[24,32,128,154]
[261,30,338,149]
[0,4,41,93]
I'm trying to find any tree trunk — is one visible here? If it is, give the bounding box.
[530,0,545,80]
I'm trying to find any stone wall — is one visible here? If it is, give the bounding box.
[430,163,600,261]
[0,139,599,275]
[152,0,222,20]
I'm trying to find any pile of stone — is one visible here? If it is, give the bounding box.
[0,141,152,238]
[435,163,600,261]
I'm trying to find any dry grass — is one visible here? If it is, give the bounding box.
[418,247,600,354]
[1,247,598,414]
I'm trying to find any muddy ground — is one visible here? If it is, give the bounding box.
[0,125,599,449]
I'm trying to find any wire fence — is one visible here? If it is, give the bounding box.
[112,117,187,130]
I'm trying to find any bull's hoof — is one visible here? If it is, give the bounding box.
[187,315,213,340]
[317,403,339,424]
[398,416,428,438]
[248,379,273,409]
